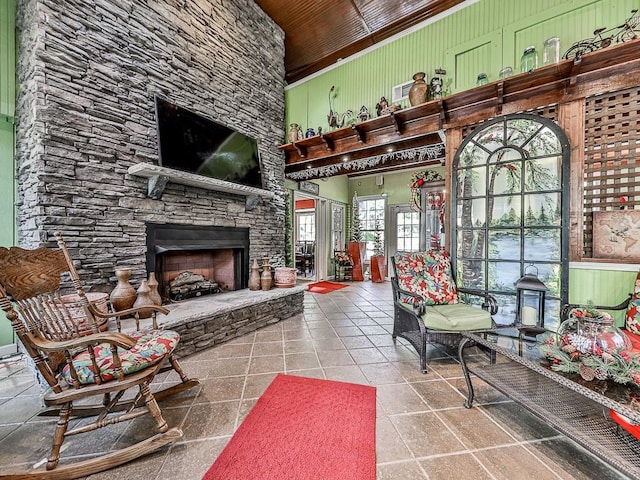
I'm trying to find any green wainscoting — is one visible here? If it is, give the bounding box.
[569,267,639,325]
[285,0,638,136]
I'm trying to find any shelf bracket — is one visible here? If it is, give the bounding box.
[147,175,168,200]
[389,112,402,133]
[352,124,366,143]
[320,134,334,151]
[293,142,307,158]
[496,82,504,114]
[438,100,447,130]
[566,56,582,92]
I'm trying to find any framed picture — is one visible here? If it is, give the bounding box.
[299,181,319,195]
[593,210,640,260]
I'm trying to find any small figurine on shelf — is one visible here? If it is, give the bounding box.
[317,126,323,136]
[305,127,315,138]
[375,97,388,117]
[357,105,370,123]
[429,68,447,100]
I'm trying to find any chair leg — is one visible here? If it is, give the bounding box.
[139,382,168,433]
[47,402,71,470]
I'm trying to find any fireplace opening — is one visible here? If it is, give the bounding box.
[146,223,249,303]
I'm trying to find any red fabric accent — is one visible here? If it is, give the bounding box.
[609,410,640,440]
[203,374,376,480]
[623,328,640,353]
[307,281,349,294]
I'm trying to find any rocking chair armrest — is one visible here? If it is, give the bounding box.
[29,331,137,353]
[90,302,170,319]
[457,288,498,315]
[560,294,633,320]
[394,285,426,315]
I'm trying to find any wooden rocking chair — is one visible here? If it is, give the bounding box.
[0,232,199,478]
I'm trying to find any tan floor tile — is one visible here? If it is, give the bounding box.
[377,460,427,479]
[283,338,315,353]
[248,355,284,375]
[317,349,355,367]
[376,415,413,463]
[410,379,467,410]
[323,365,369,384]
[340,335,375,349]
[285,352,321,370]
[350,347,388,365]
[391,412,467,457]
[437,407,517,449]
[243,372,278,399]
[377,384,430,415]
[473,445,563,480]
[419,453,492,480]
[195,376,246,403]
[251,341,283,356]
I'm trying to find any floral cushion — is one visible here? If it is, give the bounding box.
[625,272,640,336]
[394,250,458,307]
[61,329,180,385]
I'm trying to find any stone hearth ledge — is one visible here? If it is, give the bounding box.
[155,285,306,356]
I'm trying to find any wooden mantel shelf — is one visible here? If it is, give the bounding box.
[282,39,640,179]
[128,163,274,210]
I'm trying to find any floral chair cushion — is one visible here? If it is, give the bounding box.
[394,250,458,307]
[625,271,640,336]
[61,329,180,385]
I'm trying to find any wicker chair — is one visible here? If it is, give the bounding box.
[391,251,497,373]
[0,232,199,478]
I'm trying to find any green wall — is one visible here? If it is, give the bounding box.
[284,0,640,325]
[0,0,15,350]
[285,0,637,136]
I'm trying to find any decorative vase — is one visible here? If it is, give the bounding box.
[260,257,272,291]
[408,72,429,106]
[348,241,366,281]
[558,310,631,357]
[110,267,137,312]
[133,280,155,319]
[147,272,162,306]
[248,258,261,291]
[370,255,386,283]
[288,123,299,143]
[274,267,297,288]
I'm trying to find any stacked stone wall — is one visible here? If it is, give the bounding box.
[15,0,286,291]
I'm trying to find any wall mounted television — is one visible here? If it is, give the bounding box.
[154,96,263,189]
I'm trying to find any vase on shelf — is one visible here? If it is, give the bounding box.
[110,267,137,312]
[133,280,155,319]
[260,257,272,291]
[288,123,299,143]
[408,72,429,106]
[147,272,162,306]
[248,258,261,291]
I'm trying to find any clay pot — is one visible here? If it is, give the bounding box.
[409,72,429,106]
[274,267,297,288]
[248,258,261,291]
[133,280,155,319]
[110,267,137,312]
[147,272,162,306]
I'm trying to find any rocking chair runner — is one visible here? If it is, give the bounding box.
[0,232,199,478]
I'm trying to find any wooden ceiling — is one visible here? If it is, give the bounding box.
[255,0,466,84]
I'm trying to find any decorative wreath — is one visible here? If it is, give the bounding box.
[409,170,444,211]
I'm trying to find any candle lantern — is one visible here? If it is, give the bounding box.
[515,265,548,331]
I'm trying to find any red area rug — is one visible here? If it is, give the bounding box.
[202,374,376,480]
[306,281,349,294]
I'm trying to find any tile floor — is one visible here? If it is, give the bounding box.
[0,281,631,479]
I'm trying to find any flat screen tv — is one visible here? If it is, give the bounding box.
[154,96,263,189]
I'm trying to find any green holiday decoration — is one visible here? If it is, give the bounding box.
[351,192,362,242]
[284,190,293,267]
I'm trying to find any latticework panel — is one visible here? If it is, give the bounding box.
[583,87,640,259]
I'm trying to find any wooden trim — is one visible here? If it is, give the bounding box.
[558,100,586,262]
[444,128,463,254]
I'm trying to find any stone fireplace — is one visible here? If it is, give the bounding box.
[146,223,249,300]
[13,0,302,354]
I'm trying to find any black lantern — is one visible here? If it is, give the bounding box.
[515,265,548,332]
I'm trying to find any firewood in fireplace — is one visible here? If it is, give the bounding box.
[167,271,220,301]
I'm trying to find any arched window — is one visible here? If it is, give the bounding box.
[452,114,570,328]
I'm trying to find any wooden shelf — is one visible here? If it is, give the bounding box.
[282,39,640,180]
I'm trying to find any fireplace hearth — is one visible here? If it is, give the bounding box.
[146,223,250,302]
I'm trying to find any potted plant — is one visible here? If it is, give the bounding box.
[348,192,365,281]
[370,221,386,283]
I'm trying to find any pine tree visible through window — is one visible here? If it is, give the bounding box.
[452,114,570,328]
[358,197,385,260]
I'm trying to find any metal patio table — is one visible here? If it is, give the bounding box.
[459,328,640,480]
